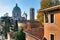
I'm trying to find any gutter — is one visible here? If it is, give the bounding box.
[24,31,41,40]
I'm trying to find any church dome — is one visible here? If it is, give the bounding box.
[12,3,21,21]
[13,3,21,11]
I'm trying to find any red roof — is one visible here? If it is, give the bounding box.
[24,28,44,39]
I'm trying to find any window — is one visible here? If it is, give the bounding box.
[44,12,55,23]
[45,13,48,23]
[50,13,54,23]
[51,34,54,40]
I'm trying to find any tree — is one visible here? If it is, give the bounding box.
[50,0,59,6]
[14,20,18,31]
[41,0,59,9]
[41,0,51,9]
[37,11,44,27]
[56,0,60,5]
[1,16,11,38]
[37,0,60,27]
[37,0,51,27]
[13,28,26,40]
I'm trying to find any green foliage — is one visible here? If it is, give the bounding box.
[37,0,60,27]
[13,28,26,40]
[1,16,11,38]
[14,20,18,31]
[37,0,51,27]
[41,0,51,9]
[37,11,44,27]
[41,0,60,9]
[40,0,60,9]
[50,0,59,6]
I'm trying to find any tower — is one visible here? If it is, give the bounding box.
[22,12,27,20]
[12,3,21,21]
[30,8,35,20]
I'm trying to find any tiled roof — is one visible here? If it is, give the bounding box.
[18,20,41,28]
[18,20,40,23]
[24,28,44,39]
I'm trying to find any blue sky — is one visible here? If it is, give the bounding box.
[0,0,41,19]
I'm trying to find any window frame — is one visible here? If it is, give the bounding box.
[50,33,55,40]
[44,13,49,23]
[50,12,55,24]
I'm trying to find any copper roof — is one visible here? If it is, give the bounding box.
[40,5,60,12]
[24,28,44,39]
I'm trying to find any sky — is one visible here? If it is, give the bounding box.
[0,0,41,20]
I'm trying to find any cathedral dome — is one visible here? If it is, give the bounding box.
[13,3,21,11]
[12,3,21,21]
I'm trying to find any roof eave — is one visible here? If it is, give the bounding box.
[24,31,41,40]
[40,5,60,12]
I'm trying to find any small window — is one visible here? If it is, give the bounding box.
[45,13,48,23]
[51,34,54,40]
[50,13,54,23]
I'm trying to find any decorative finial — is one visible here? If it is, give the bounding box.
[16,3,18,7]
[23,11,27,16]
[24,11,25,13]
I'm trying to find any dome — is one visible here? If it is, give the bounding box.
[13,3,21,11]
[12,3,21,21]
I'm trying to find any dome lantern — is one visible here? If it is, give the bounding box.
[16,3,18,7]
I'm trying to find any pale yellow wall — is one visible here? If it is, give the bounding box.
[44,11,60,40]
[18,22,27,30]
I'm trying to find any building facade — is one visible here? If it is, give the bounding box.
[40,5,60,40]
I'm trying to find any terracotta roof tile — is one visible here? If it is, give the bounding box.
[24,28,44,39]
